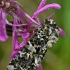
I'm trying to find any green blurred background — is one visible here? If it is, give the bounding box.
[0,0,70,70]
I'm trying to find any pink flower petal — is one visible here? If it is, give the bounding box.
[37,64,43,70]
[59,28,66,37]
[10,50,19,59]
[17,6,28,24]
[34,3,61,17]
[12,27,19,50]
[25,13,39,25]
[47,13,55,19]
[6,19,27,26]
[37,0,47,10]
[0,20,8,41]
[0,9,8,41]
[36,17,42,26]
[18,32,29,48]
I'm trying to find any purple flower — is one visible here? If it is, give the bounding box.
[11,0,64,56]
[0,0,65,70]
[10,1,66,70]
[0,0,38,42]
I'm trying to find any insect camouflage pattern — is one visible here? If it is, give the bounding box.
[7,19,59,70]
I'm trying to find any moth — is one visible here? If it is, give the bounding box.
[7,19,59,70]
